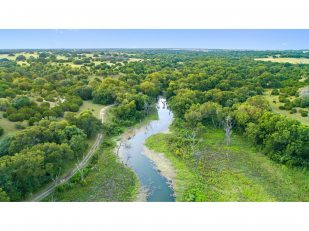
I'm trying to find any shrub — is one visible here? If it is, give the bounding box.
[299,109,308,117]
[279,95,289,103]
[12,96,31,109]
[278,105,285,110]
[300,96,309,108]
[15,123,26,130]
[284,102,293,110]
[271,89,280,95]
[36,97,43,102]
[290,108,297,114]
[15,55,26,61]
[8,113,25,122]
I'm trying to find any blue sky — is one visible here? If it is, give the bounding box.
[0,30,308,50]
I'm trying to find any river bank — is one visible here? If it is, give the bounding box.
[116,97,176,202]
[146,125,309,202]
[143,146,176,190]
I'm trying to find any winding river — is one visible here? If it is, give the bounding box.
[118,97,175,202]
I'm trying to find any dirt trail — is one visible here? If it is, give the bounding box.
[28,105,112,202]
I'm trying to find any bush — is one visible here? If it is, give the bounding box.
[278,105,285,110]
[15,55,26,61]
[279,95,289,103]
[28,117,39,126]
[75,86,93,100]
[102,121,124,136]
[0,126,3,136]
[0,136,11,157]
[271,89,280,95]
[12,96,31,109]
[7,113,25,122]
[36,97,43,102]
[68,104,79,112]
[283,102,293,110]
[300,96,309,108]
[40,102,50,108]
[15,123,26,130]
[290,108,297,114]
[299,109,308,117]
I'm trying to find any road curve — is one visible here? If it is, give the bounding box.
[28,105,112,202]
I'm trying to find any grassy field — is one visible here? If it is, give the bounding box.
[263,90,309,126]
[0,52,39,60]
[0,52,38,66]
[79,100,104,119]
[255,57,309,64]
[55,55,68,60]
[0,112,28,140]
[146,127,309,201]
[128,58,143,62]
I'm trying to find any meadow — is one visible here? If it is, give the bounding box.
[263,90,309,126]
[146,126,309,201]
[255,57,309,64]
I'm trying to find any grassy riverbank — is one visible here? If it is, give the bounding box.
[146,126,309,202]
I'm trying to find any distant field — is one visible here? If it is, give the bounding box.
[128,58,143,62]
[264,90,309,126]
[0,52,39,60]
[56,55,68,60]
[0,52,38,66]
[0,100,103,141]
[255,57,309,64]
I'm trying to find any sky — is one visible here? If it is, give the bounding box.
[0,30,308,50]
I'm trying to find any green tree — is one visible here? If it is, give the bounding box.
[0,188,9,202]
[15,55,26,61]
[71,111,101,138]
[12,96,32,109]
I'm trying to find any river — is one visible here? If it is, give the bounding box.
[117,97,175,202]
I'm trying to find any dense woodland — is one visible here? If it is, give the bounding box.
[0,49,308,201]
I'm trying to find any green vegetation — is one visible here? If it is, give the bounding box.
[146,125,309,201]
[0,48,309,201]
[264,90,309,126]
[146,134,200,201]
[0,121,88,201]
[46,138,138,202]
[48,107,159,202]
[78,101,103,119]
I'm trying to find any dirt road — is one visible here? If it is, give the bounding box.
[28,105,112,202]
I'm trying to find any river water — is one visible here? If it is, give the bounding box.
[118,97,175,202]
